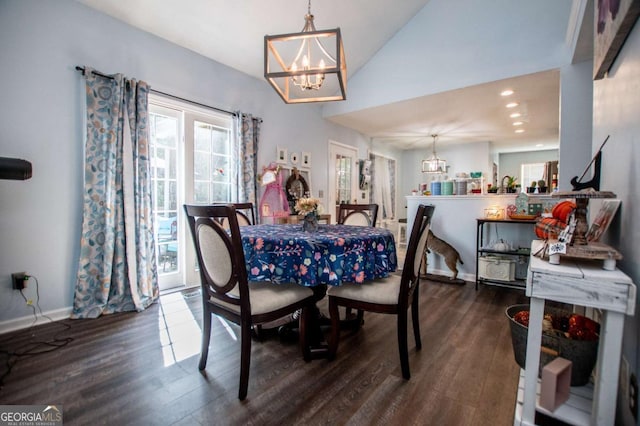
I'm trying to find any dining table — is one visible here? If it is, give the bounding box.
[240,222,398,358]
[240,223,398,287]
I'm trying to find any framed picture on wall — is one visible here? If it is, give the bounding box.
[586,199,621,242]
[276,146,288,164]
[594,0,640,79]
[290,152,299,164]
[301,152,311,168]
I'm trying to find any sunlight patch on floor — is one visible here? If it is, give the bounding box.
[158,292,201,367]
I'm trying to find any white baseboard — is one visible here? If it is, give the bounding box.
[0,307,73,334]
[428,268,475,283]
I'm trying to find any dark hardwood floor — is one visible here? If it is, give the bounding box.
[0,280,528,425]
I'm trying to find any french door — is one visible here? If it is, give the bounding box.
[328,141,359,223]
[149,97,234,290]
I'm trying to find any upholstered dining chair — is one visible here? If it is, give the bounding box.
[337,203,379,325]
[337,203,379,227]
[184,204,316,400]
[327,204,435,379]
[219,202,255,229]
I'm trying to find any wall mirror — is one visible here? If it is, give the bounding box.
[285,167,310,211]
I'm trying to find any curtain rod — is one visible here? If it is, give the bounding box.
[75,66,244,119]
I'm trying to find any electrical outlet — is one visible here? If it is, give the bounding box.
[11,272,27,290]
[630,373,638,421]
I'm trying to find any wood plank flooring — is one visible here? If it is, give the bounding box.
[0,280,528,425]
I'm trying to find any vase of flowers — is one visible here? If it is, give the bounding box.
[295,197,320,232]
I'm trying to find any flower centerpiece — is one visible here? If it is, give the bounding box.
[295,197,321,232]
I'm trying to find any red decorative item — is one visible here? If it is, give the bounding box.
[535,217,567,239]
[514,310,530,327]
[552,200,576,223]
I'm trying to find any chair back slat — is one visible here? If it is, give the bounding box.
[338,204,379,227]
[217,202,255,230]
[342,211,371,226]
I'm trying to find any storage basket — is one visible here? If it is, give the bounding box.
[478,256,515,281]
[505,304,599,386]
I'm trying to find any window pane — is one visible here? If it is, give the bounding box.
[211,183,231,202]
[211,154,230,183]
[168,181,177,210]
[193,119,232,204]
[152,114,177,148]
[195,124,211,152]
[211,128,230,155]
[150,109,181,277]
[155,181,165,209]
[194,181,209,203]
[194,153,210,181]
[168,149,177,179]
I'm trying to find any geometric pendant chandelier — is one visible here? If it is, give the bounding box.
[421,134,447,173]
[264,0,347,104]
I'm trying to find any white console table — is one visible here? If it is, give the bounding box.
[515,240,636,426]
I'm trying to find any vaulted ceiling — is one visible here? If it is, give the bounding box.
[76,0,593,153]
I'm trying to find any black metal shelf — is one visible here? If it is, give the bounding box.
[475,218,536,291]
[477,248,531,256]
[476,277,527,290]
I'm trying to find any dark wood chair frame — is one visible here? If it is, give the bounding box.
[337,203,379,227]
[328,204,435,379]
[217,202,255,226]
[337,203,380,325]
[184,204,316,400]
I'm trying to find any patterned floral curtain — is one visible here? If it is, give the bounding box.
[234,113,260,207]
[72,68,158,318]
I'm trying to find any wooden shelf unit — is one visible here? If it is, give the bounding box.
[516,240,636,426]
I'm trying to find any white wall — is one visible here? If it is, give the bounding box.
[0,0,366,327]
[559,60,594,191]
[592,19,640,426]
[324,0,573,117]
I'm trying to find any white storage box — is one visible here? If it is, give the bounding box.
[478,256,516,281]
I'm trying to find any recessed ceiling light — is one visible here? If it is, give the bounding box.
[506,102,519,108]
[512,121,524,126]
[515,129,525,133]
[510,112,521,118]
[501,89,514,97]
[536,143,544,147]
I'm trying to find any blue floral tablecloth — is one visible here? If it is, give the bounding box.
[241,224,397,287]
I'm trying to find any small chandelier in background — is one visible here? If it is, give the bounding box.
[422,134,447,173]
[264,0,347,104]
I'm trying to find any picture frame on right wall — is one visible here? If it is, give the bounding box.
[276,146,288,164]
[594,0,640,79]
[301,152,311,168]
[586,199,621,242]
